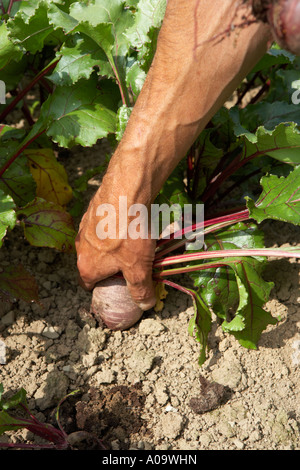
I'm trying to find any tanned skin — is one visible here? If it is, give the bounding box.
[75,0,272,311]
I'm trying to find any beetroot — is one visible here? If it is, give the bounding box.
[91,277,143,330]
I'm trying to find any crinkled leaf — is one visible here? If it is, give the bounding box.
[49,0,165,97]
[28,77,117,148]
[125,0,166,50]
[0,264,39,304]
[191,255,275,351]
[0,189,16,247]
[17,198,76,252]
[25,148,73,206]
[246,165,300,225]
[0,22,23,69]
[6,0,81,53]
[125,0,166,72]
[47,1,79,33]
[69,0,134,53]
[7,0,53,54]
[48,33,109,86]
[69,0,135,92]
[232,118,300,165]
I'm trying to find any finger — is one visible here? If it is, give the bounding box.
[76,251,118,291]
[77,273,95,291]
[123,267,156,311]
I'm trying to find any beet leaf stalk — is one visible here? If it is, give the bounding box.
[154,247,300,271]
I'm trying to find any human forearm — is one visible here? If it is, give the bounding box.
[103,0,272,204]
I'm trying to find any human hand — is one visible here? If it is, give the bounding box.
[75,181,157,312]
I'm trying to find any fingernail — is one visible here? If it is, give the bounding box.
[137,298,156,311]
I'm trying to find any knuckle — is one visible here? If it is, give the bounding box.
[77,255,92,281]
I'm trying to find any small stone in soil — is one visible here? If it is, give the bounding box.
[0,340,6,364]
[189,375,230,414]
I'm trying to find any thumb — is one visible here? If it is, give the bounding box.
[123,267,156,311]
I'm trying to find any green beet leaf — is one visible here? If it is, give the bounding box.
[231,113,300,165]
[221,257,276,349]
[0,384,27,412]
[17,198,76,252]
[125,0,166,52]
[189,222,276,351]
[126,60,147,99]
[116,104,133,142]
[188,289,212,366]
[0,189,16,247]
[0,22,23,69]
[69,0,135,101]
[48,33,110,86]
[7,0,54,54]
[189,222,266,321]
[28,77,117,148]
[47,1,79,33]
[246,165,300,225]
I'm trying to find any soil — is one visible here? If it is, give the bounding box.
[0,140,299,451]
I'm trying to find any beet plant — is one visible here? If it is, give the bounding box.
[0,383,105,449]
[0,0,299,366]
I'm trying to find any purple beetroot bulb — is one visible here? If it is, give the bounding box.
[91,276,143,330]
